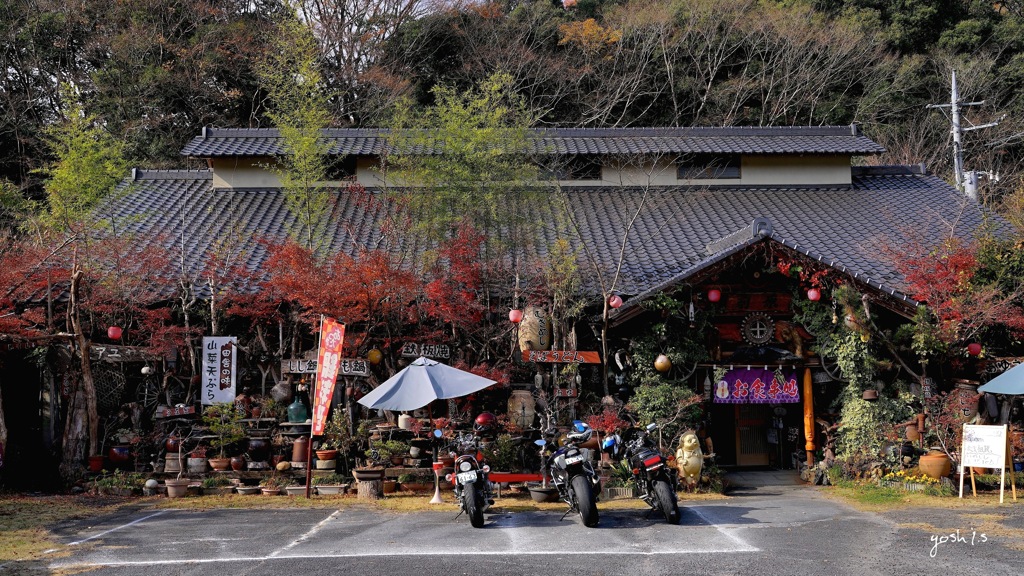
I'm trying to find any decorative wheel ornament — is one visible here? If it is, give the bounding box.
[819,353,848,383]
[740,312,775,346]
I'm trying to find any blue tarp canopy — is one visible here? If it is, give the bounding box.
[978,362,1024,395]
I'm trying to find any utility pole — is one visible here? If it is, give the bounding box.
[927,69,1003,198]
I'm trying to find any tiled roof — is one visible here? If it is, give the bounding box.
[180,126,885,157]
[110,166,994,303]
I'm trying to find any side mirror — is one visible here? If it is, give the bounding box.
[432,429,443,438]
[534,439,547,447]
[646,423,658,432]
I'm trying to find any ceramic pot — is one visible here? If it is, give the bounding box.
[187,457,208,474]
[230,456,246,471]
[292,436,309,462]
[352,468,386,481]
[382,480,397,494]
[87,455,105,472]
[919,450,951,479]
[108,445,132,470]
[209,457,231,471]
[248,437,270,461]
[508,390,536,429]
[315,449,339,461]
[165,478,190,498]
[315,459,336,470]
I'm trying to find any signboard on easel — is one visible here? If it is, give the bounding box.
[959,424,1017,503]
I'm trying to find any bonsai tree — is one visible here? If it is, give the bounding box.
[320,409,351,452]
[203,403,247,459]
[482,434,517,472]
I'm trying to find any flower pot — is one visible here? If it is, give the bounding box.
[389,455,405,466]
[230,456,246,471]
[316,449,339,461]
[315,459,336,470]
[236,486,260,495]
[314,484,348,495]
[209,457,231,471]
[353,468,386,482]
[919,451,952,480]
[187,457,208,474]
[108,445,133,470]
[383,480,397,494]
[285,485,307,496]
[527,485,559,503]
[165,478,190,498]
[87,455,105,472]
[261,487,282,495]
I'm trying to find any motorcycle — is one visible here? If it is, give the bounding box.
[601,422,681,524]
[538,421,601,527]
[438,429,493,528]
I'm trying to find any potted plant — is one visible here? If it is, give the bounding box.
[200,476,236,496]
[482,434,517,473]
[312,472,351,495]
[602,461,637,499]
[371,439,410,466]
[203,403,246,471]
[187,445,208,475]
[91,470,146,496]
[316,410,351,462]
[284,478,307,496]
[259,474,288,495]
[397,472,432,492]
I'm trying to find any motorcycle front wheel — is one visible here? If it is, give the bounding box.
[464,483,485,528]
[653,479,680,524]
[571,475,599,528]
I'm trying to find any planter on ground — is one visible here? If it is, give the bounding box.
[165,478,190,498]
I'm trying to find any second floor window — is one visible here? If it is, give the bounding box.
[677,154,740,180]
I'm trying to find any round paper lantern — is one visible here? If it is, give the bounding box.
[107,326,123,340]
[707,289,721,303]
[367,349,383,365]
[807,288,821,301]
[654,354,672,373]
[509,309,524,323]
[967,342,982,357]
[608,294,623,309]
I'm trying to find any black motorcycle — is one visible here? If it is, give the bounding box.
[602,423,680,524]
[438,429,493,528]
[539,421,601,527]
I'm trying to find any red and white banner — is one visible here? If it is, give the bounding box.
[311,318,345,435]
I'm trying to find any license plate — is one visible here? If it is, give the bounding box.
[565,454,584,465]
[457,471,478,484]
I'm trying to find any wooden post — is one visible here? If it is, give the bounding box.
[803,368,815,470]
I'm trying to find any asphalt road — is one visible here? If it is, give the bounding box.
[30,479,1024,576]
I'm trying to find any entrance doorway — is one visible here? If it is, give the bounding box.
[735,404,770,466]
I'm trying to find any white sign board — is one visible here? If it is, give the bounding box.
[202,336,237,405]
[959,424,1015,503]
[960,424,1006,469]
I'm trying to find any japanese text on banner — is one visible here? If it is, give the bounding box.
[312,319,345,435]
[201,336,236,405]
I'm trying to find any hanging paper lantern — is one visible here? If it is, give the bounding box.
[807,288,821,301]
[654,354,672,373]
[967,343,982,356]
[367,349,383,365]
[509,309,524,323]
[608,294,623,309]
[707,289,721,303]
[107,326,123,340]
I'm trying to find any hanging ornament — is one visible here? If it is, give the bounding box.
[707,289,721,303]
[807,288,821,301]
[608,294,623,309]
[509,309,524,323]
[967,343,982,356]
[654,354,672,373]
[367,349,383,365]
[107,326,123,340]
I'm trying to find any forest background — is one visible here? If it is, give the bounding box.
[1,0,1024,214]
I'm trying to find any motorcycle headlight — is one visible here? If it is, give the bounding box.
[459,461,473,472]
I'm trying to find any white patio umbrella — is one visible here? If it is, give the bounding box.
[357,357,497,411]
[978,362,1024,395]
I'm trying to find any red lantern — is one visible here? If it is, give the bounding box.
[707,289,721,303]
[807,288,821,302]
[107,326,123,340]
[608,294,623,309]
[509,309,523,323]
[967,343,982,356]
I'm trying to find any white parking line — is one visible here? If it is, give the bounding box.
[688,506,759,553]
[65,511,167,546]
[268,510,342,557]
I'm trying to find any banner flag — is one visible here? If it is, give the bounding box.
[311,318,345,435]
